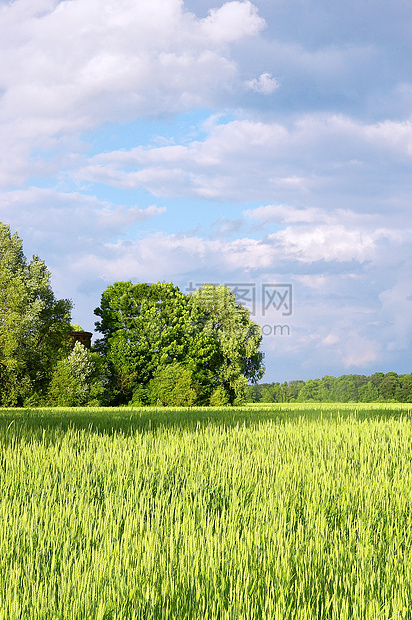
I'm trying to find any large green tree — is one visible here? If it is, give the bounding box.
[188,284,264,404]
[94,281,218,404]
[94,281,264,405]
[0,223,72,405]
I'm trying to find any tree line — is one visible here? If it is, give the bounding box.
[2,222,410,407]
[246,373,412,403]
[0,224,264,406]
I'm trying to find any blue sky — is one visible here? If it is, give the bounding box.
[1,0,412,382]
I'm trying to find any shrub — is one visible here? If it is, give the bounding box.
[209,385,229,406]
[147,363,198,407]
[48,342,104,406]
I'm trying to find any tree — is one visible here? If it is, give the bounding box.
[297,378,323,402]
[94,281,265,405]
[259,384,276,402]
[0,224,72,405]
[358,381,379,402]
[271,382,290,403]
[379,372,400,401]
[94,281,217,404]
[288,380,305,401]
[48,341,104,406]
[188,284,264,404]
[398,374,412,403]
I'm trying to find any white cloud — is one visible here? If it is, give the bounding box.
[76,114,412,210]
[319,329,380,368]
[269,224,407,264]
[201,1,265,43]
[0,187,165,257]
[244,204,379,226]
[70,232,276,283]
[0,0,267,187]
[245,72,279,94]
[341,336,381,368]
[322,333,340,346]
[378,281,412,350]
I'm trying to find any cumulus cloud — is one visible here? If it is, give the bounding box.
[0,0,267,187]
[0,187,166,258]
[245,72,279,94]
[76,114,412,213]
[268,225,400,264]
[201,1,265,43]
[378,281,412,350]
[69,232,276,284]
[244,204,346,224]
[282,205,346,225]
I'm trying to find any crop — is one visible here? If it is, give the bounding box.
[0,404,412,619]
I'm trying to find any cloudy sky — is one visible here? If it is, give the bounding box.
[1,0,412,382]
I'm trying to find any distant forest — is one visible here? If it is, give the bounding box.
[246,372,412,403]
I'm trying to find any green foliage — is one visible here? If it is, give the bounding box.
[189,284,264,404]
[297,378,323,402]
[94,281,264,405]
[250,372,412,403]
[47,342,104,406]
[94,282,198,403]
[209,385,229,406]
[130,384,148,407]
[358,380,380,402]
[146,362,198,406]
[70,323,83,331]
[0,223,72,405]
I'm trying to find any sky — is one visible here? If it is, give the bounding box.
[1,0,412,383]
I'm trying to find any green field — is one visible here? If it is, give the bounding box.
[1,404,412,619]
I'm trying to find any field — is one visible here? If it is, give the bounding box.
[1,404,412,619]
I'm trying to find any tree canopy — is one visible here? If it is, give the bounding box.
[246,372,412,404]
[0,223,72,405]
[189,284,264,404]
[94,281,265,405]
